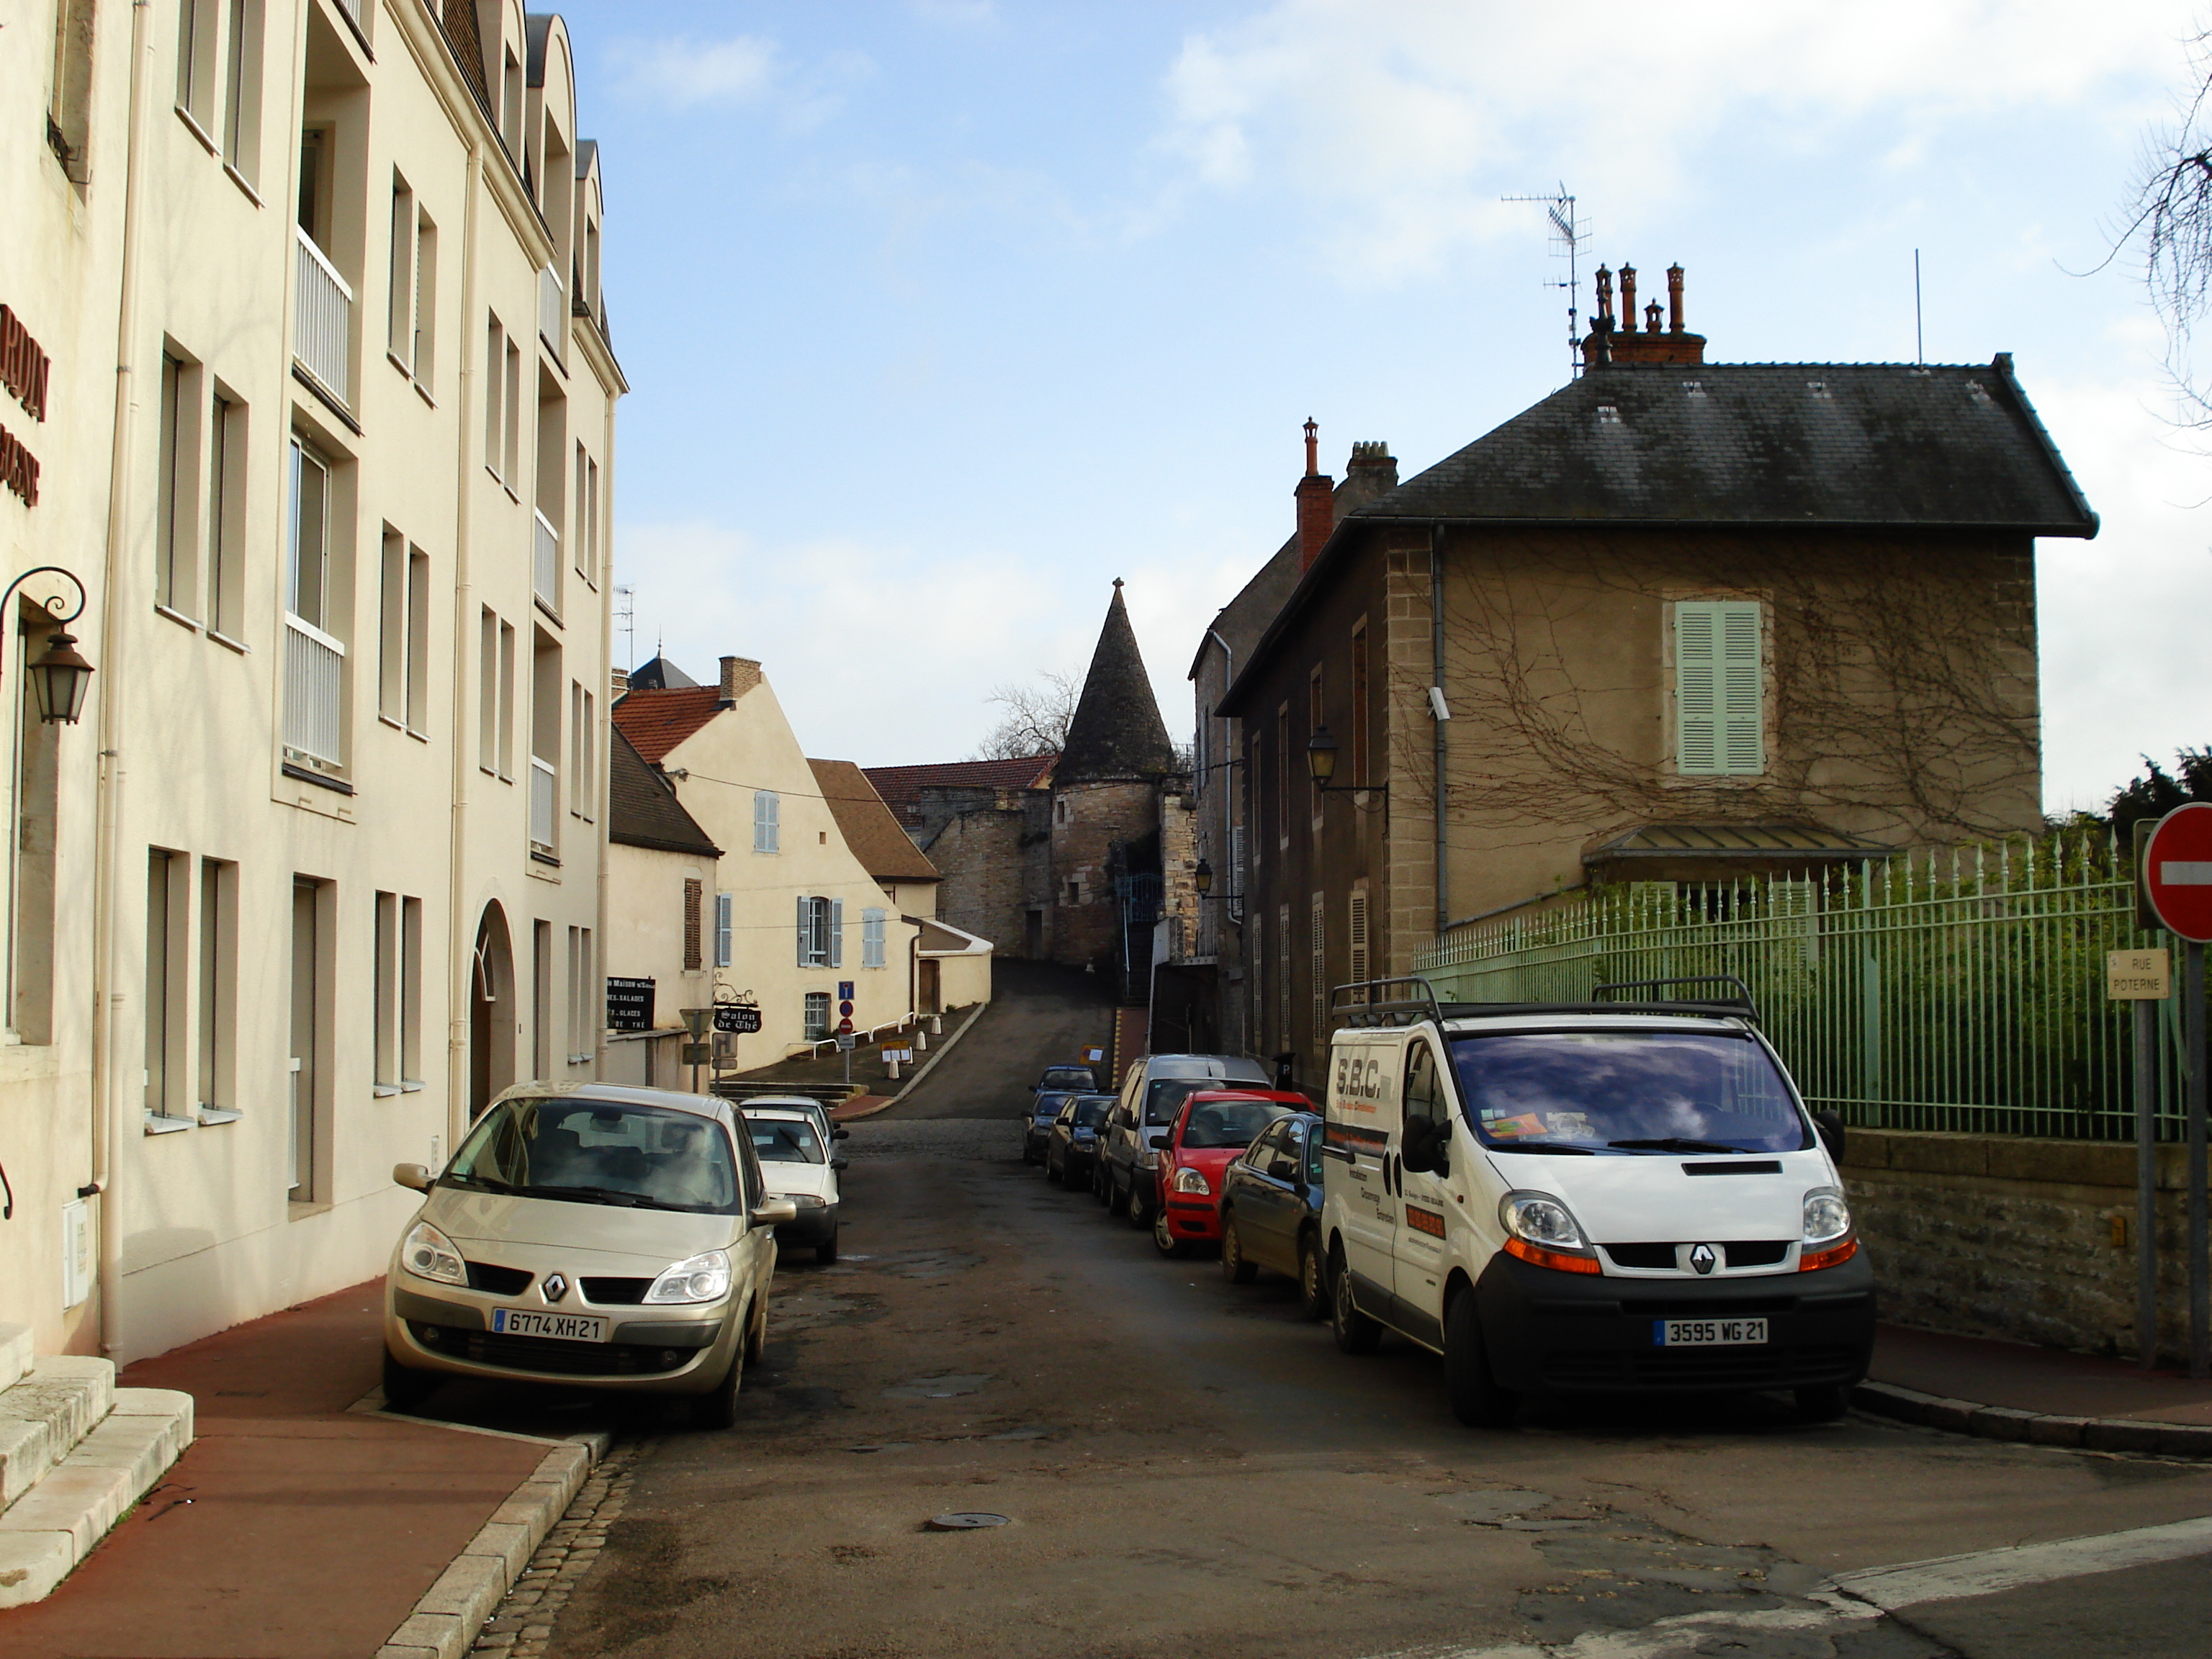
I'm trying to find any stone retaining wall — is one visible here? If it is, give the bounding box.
[1843,1128,2197,1364]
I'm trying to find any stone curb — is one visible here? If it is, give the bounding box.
[1853,1380,2212,1458]
[370,1437,603,1659]
[839,1002,988,1119]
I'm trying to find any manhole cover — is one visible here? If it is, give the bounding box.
[925,1512,1010,1531]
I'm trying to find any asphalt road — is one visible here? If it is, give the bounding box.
[510,1113,2212,1659]
[889,958,1116,1120]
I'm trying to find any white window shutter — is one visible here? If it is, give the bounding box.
[830,899,845,968]
[796,894,810,966]
[715,892,733,967]
[1676,604,1719,774]
[1718,603,1763,773]
[767,791,778,850]
[1676,601,1763,775]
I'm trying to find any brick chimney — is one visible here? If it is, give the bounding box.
[1619,264,1637,333]
[1295,418,1334,572]
[718,655,762,707]
[1583,263,1706,367]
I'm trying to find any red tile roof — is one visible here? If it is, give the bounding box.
[611,686,721,763]
[862,755,1056,825]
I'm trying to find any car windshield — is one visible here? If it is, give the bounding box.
[444,1097,740,1213]
[1449,1032,1808,1154]
[1040,1067,1094,1089]
[1073,1097,1112,1129]
[1033,1092,1071,1123]
[1181,1098,1296,1149]
[1145,1078,1215,1125]
[745,1117,827,1164]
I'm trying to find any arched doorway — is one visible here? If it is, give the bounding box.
[469,902,516,1119]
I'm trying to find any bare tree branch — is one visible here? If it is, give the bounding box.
[971,670,1079,760]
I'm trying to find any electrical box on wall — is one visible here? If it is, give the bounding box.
[60,1198,90,1309]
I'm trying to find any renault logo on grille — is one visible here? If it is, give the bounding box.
[1688,1244,1717,1276]
[541,1272,570,1304]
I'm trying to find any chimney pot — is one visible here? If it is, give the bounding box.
[1595,265,1614,323]
[1645,299,1663,333]
[1295,421,1334,573]
[1668,263,1685,333]
[1619,264,1637,334]
[1303,417,1319,477]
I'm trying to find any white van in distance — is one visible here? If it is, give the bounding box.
[1320,976,1874,1426]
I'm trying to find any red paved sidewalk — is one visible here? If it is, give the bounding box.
[1871,1323,2212,1426]
[0,1280,550,1659]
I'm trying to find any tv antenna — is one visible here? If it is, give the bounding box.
[1503,185,1586,379]
[615,585,636,672]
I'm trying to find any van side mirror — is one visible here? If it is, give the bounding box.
[831,1158,850,1172]
[1400,1120,1449,1178]
[1812,1110,1846,1161]
[392,1162,431,1192]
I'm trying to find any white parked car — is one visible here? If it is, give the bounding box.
[1321,976,1874,1426]
[381,1083,794,1429]
[739,1105,846,1264]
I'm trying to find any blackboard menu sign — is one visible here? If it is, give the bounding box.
[606,976,655,1033]
[714,1004,763,1034]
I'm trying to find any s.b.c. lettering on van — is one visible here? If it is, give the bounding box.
[1332,1052,1392,1110]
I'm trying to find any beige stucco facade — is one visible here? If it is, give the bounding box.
[601,840,718,1087]
[2,1,623,1364]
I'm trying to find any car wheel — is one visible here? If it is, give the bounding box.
[1443,1290,1519,1428]
[1128,1183,1153,1229]
[1220,1214,1257,1284]
[1794,1383,1851,1423]
[382,1347,438,1413]
[1154,1210,1187,1257]
[1045,1155,1063,1185]
[1296,1233,1326,1321]
[691,1343,743,1431]
[817,1226,840,1267]
[1330,1246,1382,1355]
[1107,1170,1130,1217]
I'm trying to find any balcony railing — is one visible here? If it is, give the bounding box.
[293,227,352,405]
[530,757,557,855]
[539,263,565,364]
[283,613,345,768]
[533,510,559,613]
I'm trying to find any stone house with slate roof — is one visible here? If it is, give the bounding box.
[1215,299,2098,1079]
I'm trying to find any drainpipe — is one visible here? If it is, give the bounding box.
[594,390,615,1076]
[446,139,484,1147]
[1431,526,1448,935]
[91,0,159,1362]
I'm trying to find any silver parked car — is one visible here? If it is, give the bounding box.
[381,1083,795,1429]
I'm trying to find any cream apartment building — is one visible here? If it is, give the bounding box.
[612,659,923,1058]
[1,0,624,1365]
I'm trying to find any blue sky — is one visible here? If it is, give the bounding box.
[560,0,2211,814]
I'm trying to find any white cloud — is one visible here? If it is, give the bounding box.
[1154,0,2185,284]
[613,35,778,109]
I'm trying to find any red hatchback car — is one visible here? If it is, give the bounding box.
[1151,1090,1310,1256]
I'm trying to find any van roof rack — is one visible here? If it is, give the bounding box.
[1328,974,1762,1031]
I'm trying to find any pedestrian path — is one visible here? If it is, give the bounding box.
[0,1283,579,1659]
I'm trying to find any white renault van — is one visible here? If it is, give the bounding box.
[1321,976,1874,1426]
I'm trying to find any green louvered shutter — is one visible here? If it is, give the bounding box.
[1676,601,1763,775]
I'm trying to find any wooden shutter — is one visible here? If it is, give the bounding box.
[796,894,811,966]
[1347,889,1369,988]
[1310,891,1326,1040]
[683,879,703,971]
[1676,601,1763,775]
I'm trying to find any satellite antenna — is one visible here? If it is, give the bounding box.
[1503,185,1586,379]
[615,585,636,671]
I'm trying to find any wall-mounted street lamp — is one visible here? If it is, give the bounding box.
[1193,858,1213,896]
[1306,724,1384,796]
[1,567,94,724]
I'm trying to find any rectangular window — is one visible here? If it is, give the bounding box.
[378,530,405,724]
[400,894,423,1087]
[405,547,429,732]
[483,315,503,477]
[145,850,187,1123]
[287,436,330,629]
[387,174,414,367]
[206,385,243,638]
[373,889,399,1092]
[753,791,779,853]
[284,437,346,773]
[498,619,516,778]
[566,925,593,1064]
[1308,667,1324,825]
[1248,909,1264,1051]
[1350,622,1370,788]
[197,858,236,1117]
[685,879,704,971]
[221,0,262,183]
[1676,601,1764,776]
[503,336,521,487]
[412,210,437,387]
[529,630,561,856]
[9,618,61,1044]
[157,351,202,616]
[796,895,840,968]
[573,443,590,582]
[862,907,886,968]
[1275,705,1290,845]
[714,891,734,968]
[1310,891,1326,1043]
[478,606,498,773]
[289,877,326,1201]
[570,683,595,820]
[802,990,831,1043]
[176,0,216,130]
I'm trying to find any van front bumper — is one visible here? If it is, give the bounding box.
[1474,1248,1876,1395]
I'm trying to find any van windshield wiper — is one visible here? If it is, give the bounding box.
[1483,1140,1596,1155]
[1607,1138,1746,1154]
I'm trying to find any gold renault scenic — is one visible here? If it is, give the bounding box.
[381,1083,795,1429]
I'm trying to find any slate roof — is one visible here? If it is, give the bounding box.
[809,760,940,884]
[611,685,720,764]
[863,756,1057,826]
[624,655,700,691]
[1357,357,2097,534]
[1057,583,1179,783]
[608,728,720,857]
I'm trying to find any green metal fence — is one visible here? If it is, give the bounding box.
[1413,828,2195,1141]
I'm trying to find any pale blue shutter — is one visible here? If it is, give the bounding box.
[1676,601,1763,776]
[715,893,733,967]
[830,899,844,968]
[796,895,810,965]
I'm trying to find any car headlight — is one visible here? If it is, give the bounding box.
[1170,1167,1212,1195]
[1497,1192,1598,1274]
[1802,1187,1851,1245]
[778,1192,827,1209]
[644,1249,732,1304]
[400,1220,467,1287]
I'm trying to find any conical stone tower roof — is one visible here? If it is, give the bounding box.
[1056,581,1179,784]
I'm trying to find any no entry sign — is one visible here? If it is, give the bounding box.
[2145,802,2212,943]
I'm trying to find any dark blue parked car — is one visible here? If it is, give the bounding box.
[1023,1091,1077,1164]
[1215,1110,1326,1318]
[1044,1094,1115,1189]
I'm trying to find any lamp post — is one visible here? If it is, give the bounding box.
[1193,858,1213,896]
[1,567,95,724]
[1306,724,1383,796]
